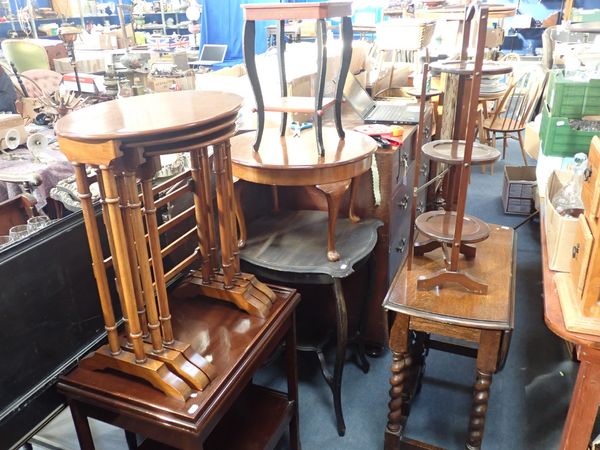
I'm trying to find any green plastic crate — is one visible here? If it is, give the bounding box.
[540,104,599,157]
[546,70,600,117]
[571,8,600,23]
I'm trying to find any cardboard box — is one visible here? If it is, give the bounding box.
[54,57,105,74]
[502,166,537,215]
[545,170,579,272]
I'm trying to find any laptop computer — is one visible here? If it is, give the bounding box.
[343,74,421,125]
[197,44,228,66]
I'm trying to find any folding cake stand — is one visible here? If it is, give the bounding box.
[55,91,275,400]
[407,5,501,294]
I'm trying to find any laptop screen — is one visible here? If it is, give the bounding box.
[343,74,376,118]
[199,44,227,64]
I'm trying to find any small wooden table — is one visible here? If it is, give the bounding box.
[58,285,301,450]
[541,216,600,450]
[231,126,375,262]
[383,224,515,450]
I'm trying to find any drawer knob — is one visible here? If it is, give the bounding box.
[584,168,593,182]
[416,202,424,214]
[400,153,409,167]
[572,243,580,259]
[395,238,407,253]
[398,195,409,209]
[420,163,428,176]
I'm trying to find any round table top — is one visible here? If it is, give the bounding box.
[422,140,501,165]
[405,88,443,100]
[416,211,490,244]
[230,127,376,186]
[55,91,243,142]
[430,60,513,76]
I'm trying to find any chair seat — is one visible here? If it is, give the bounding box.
[483,116,525,133]
[240,209,382,280]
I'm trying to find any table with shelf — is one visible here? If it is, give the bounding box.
[58,285,301,450]
[241,1,353,156]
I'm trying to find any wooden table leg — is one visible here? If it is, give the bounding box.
[559,347,600,450]
[286,312,300,450]
[384,313,411,450]
[315,180,352,262]
[69,402,96,450]
[315,18,327,157]
[467,330,502,450]
[242,19,264,152]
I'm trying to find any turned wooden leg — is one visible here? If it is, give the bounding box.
[466,369,493,450]
[467,330,503,450]
[384,313,411,450]
[315,180,352,262]
[560,348,600,450]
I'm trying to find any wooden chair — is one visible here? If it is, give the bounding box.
[0,193,37,235]
[483,72,544,166]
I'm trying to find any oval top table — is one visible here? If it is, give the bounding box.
[231,126,376,262]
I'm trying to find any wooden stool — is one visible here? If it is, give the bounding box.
[55,91,275,401]
[383,225,515,450]
[240,209,382,436]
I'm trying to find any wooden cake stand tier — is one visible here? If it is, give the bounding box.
[430,60,512,76]
[422,139,501,165]
[55,91,277,401]
[416,211,490,244]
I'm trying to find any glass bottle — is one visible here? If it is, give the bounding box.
[552,152,588,218]
[118,79,133,98]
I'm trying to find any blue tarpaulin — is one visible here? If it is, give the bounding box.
[200,0,280,64]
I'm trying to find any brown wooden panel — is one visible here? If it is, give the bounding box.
[570,214,594,300]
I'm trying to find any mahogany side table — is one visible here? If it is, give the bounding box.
[58,285,301,450]
[241,1,353,155]
[383,224,515,450]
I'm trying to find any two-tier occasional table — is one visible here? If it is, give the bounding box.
[241,1,353,156]
[383,224,515,450]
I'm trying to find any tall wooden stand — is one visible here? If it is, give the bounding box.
[407,5,501,294]
[55,91,275,401]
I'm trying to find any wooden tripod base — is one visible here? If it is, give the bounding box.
[79,345,192,401]
[414,239,477,259]
[132,342,211,391]
[173,270,276,318]
[417,268,488,294]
